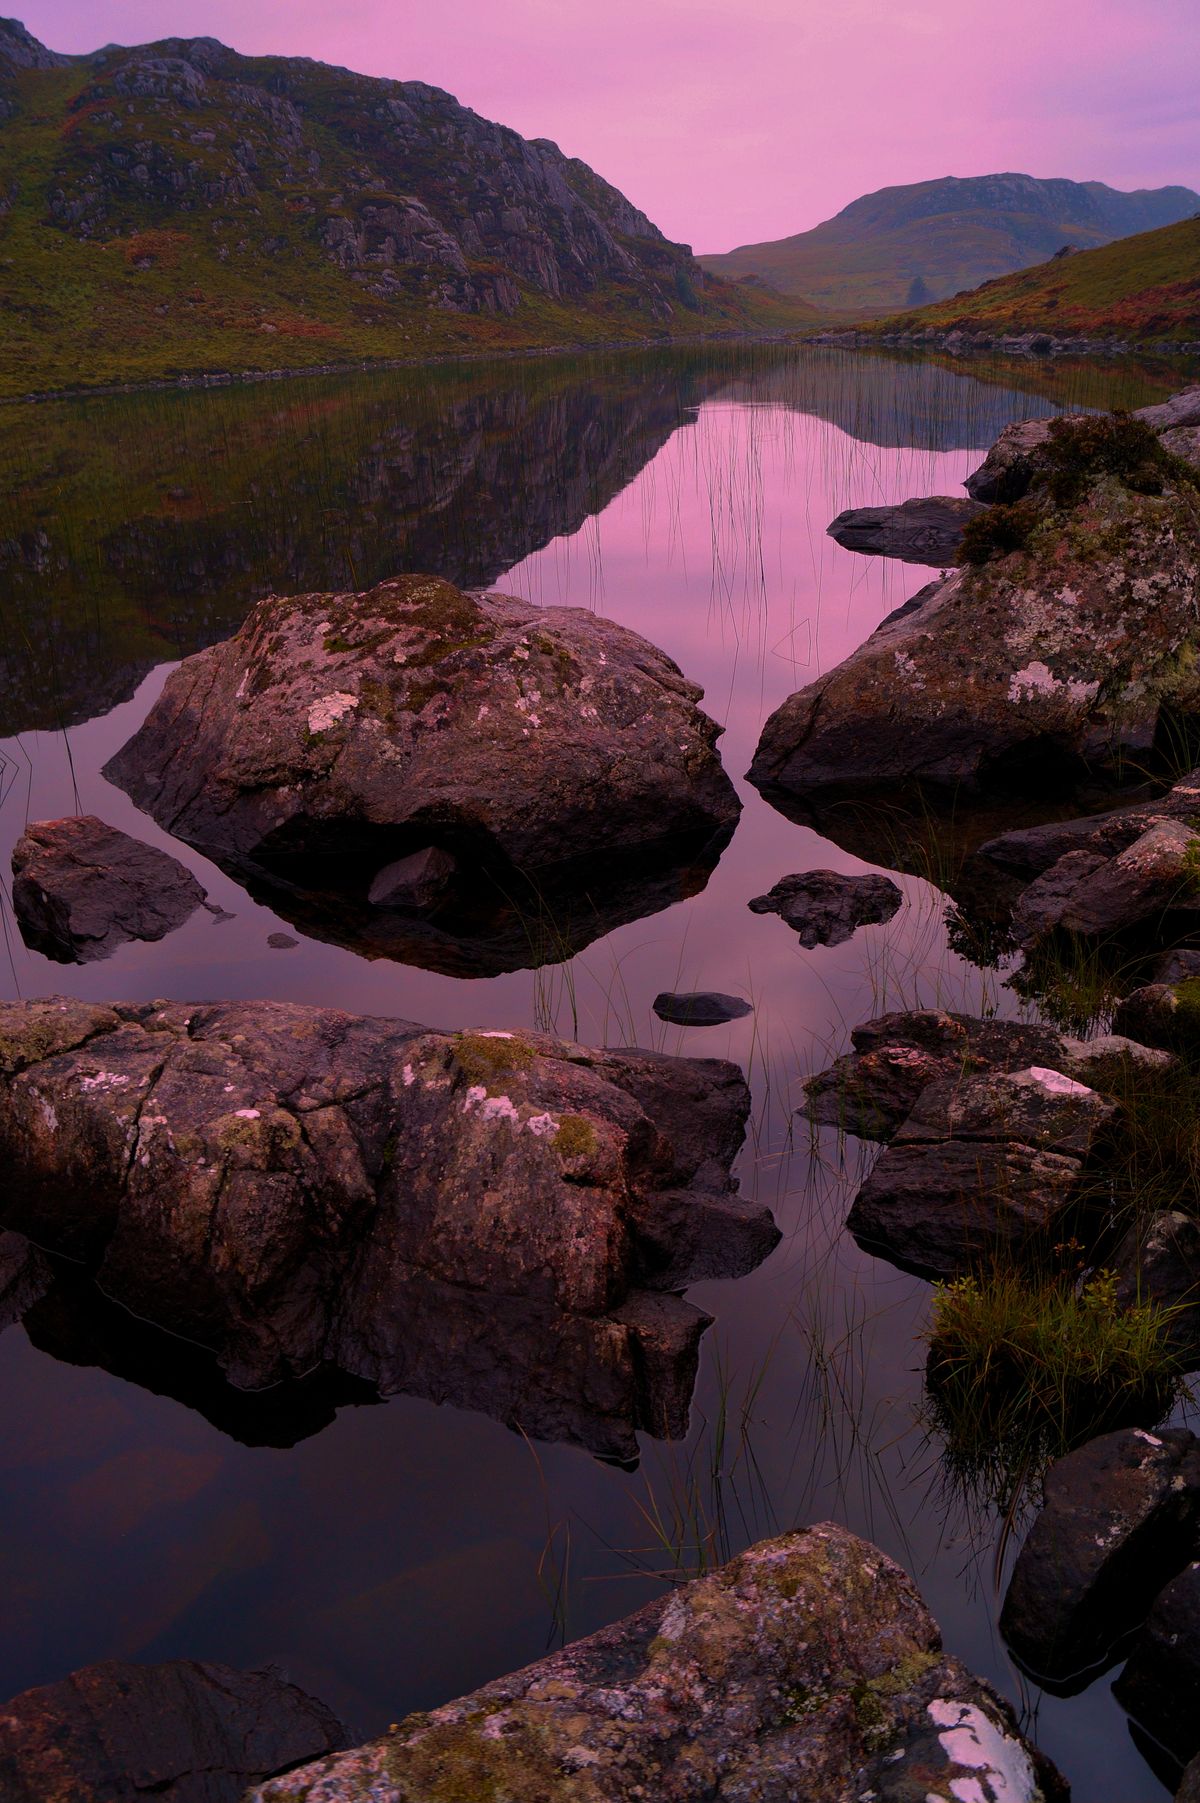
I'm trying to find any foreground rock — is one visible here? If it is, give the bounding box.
[827,495,987,565]
[0,998,777,1459]
[0,1658,347,1802]
[248,1524,1065,1803]
[11,816,206,964]
[104,576,741,975]
[748,869,903,947]
[1001,1428,1200,1689]
[652,990,753,1026]
[1116,1562,1200,1765]
[750,408,1200,806]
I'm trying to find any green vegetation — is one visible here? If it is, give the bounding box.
[452,1031,536,1088]
[699,174,1199,316]
[926,1265,1187,1507]
[957,499,1041,565]
[868,215,1200,344]
[0,29,809,397]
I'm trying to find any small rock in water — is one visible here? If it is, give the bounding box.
[652,991,753,1026]
[267,932,298,949]
[749,869,902,948]
[11,815,206,964]
[202,899,237,923]
[827,494,986,566]
[368,845,458,909]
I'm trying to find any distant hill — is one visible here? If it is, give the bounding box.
[861,214,1200,343]
[0,18,809,396]
[699,174,1200,315]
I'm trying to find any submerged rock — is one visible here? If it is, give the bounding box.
[11,816,206,964]
[248,1524,1065,1803]
[827,494,987,565]
[0,998,776,1456]
[652,990,753,1026]
[0,1657,347,1802]
[103,575,741,976]
[749,408,1200,808]
[748,868,903,947]
[1116,1562,1200,1764]
[1001,1428,1200,1690]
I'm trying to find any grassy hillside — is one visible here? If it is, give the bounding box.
[699,173,1200,315]
[863,216,1200,342]
[0,23,811,397]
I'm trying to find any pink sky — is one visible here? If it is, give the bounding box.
[20,0,1200,253]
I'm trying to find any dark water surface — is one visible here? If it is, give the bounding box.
[2,344,1196,1799]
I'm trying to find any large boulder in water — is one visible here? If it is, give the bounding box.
[103,577,741,957]
[749,409,1200,806]
[0,998,776,1423]
[0,1657,347,1802]
[248,1524,1065,1803]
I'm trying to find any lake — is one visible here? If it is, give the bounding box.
[1,342,1195,1800]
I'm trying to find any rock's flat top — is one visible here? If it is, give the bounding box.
[0,1657,347,1802]
[827,494,987,565]
[249,1524,1063,1803]
[11,816,206,964]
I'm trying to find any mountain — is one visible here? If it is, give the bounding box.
[698,174,1200,315]
[861,214,1200,343]
[0,19,809,396]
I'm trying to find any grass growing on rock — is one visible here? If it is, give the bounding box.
[452,1032,536,1088]
[925,1265,1187,1507]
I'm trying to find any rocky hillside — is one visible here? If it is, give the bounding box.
[863,215,1200,345]
[699,173,1200,314]
[0,18,807,394]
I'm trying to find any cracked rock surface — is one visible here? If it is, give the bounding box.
[247,1524,1065,1803]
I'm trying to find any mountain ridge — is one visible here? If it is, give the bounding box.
[699,173,1200,314]
[0,18,808,395]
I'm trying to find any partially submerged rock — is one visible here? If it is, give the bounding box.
[248,1524,1065,1803]
[0,1657,347,1802]
[11,816,206,964]
[1000,1428,1200,1689]
[0,998,776,1459]
[748,868,903,947]
[1012,817,1200,947]
[652,990,753,1026]
[1113,1211,1200,1362]
[847,1064,1116,1280]
[750,408,1200,808]
[104,576,741,974]
[1115,1562,1200,1765]
[978,769,1200,880]
[827,494,987,565]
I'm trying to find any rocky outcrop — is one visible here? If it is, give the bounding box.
[0,997,776,1458]
[748,868,903,947]
[1115,1562,1200,1764]
[0,1657,347,1802]
[827,495,987,565]
[11,815,207,964]
[749,406,1200,807]
[1000,1428,1200,1689]
[1012,817,1200,947]
[104,576,740,973]
[978,769,1200,880]
[248,1524,1065,1803]
[847,1063,1116,1280]
[963,390,1200,504]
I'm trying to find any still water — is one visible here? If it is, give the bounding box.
[1,344,1196,1799]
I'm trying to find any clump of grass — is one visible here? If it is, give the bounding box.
[1041,409,1198,508]
[957,498,1042,565]
[925,1266,1187,1511]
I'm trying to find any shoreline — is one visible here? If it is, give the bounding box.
[1,326,805,408]
[802,325,1200,359]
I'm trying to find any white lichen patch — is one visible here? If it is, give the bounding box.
[78,1071,131,1092]
[477,1031,514,1040]
[926,1699,1038,1802]
[1007,661,1100,707]
[526,1112,559,1138]
[307,691,359,735]
[893,650,925,687]
[1023,1067,1094,1098]
[235,1108,261,1121]
[402,1063,416,1087]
